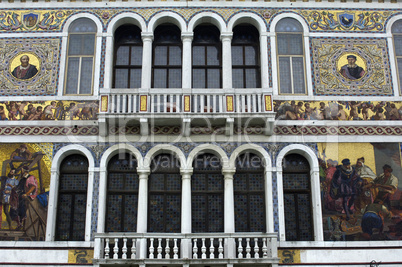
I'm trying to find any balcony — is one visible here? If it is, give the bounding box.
[98,88,276,137]
[93,232,279,266]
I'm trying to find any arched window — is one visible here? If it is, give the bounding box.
[55,154,89,241]
[276,18,306,95]
[192,153,224,233]
[282,154,313,241]
[192,25,222,88]
[65,18,96,95]
[152,24,182,88]
[234,153,265,232]
[113,25,143,88]
[232,25,261,88]
[392,20,402,92]
[106,153,138,232]
[148,154,181,233]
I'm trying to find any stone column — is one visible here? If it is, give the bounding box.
[223,168,236,259]
[221,32,233,90]
[136,168,150,259]
[141,33,153,89]
[181,32,193,89]
[180,168,193,259]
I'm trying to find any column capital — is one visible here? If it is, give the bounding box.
[220,32,233,41]
[222,168,236,177]
[181,32,194,41]
[141,32,154,41]
[137,168,150,177]
[180,168,193,176]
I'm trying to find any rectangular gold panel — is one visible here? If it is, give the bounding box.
[226,95,234,112]
[264,95,272,111]
[140,95,147,111]
[100,95,108,112]
[184,95,191,112]
[68,249,94,264]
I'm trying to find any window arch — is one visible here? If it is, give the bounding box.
[113,25,143,88]
[276,18,306,95]
[106,153,138,232]
[55,154,89,241]
[234,153,265,232]
[232,25,261,88]
[192,25,222,88]
[392,20,402,93]
[282,153,313,241]
[192,153,224,233]
[64,18,96,95]
[152,24,182,88]
[148,154,181,233]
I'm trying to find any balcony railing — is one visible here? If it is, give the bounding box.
[93,232,279,265]
[99,88,274,115]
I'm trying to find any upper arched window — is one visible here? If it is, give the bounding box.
[64,18,97,95]
[192,25,222,88]
[113,25,143,89]
[152,24,182,88]
[392,20,402,93]
[276,18,306,95]
[232,25,261,88]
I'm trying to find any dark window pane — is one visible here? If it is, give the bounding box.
[232,46,243,65]
[154,69,167,88]
[292,57,306,94]
[394,36,402,56]
[275,18,303,32]
[68,35,83,56]
[193,46,205,65]
[398,58,402,85]
[245,69,257,88]
[169,69,181,88]
[207,69,220,88]
[279,57,291,94]
[207,46,219,66]
[131,46,143,65]
[130,69,141,88]
[115,69,129,88]
[65,57,79,94]
[244,46,256,65]
[83,34,95,55]
[232,69,243,88]
[116,46,130,65]
[154,46,167,65]
[278,34,303,55]
[169,46,182,65]
[79,57,93,94]
[193,69,206,88]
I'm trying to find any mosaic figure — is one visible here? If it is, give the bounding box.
[340,55,365,80]
[11,55,38,80]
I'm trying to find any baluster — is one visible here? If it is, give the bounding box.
[242,95,246,112]
[128,94,132,113]
[262,238,268,258]
[257,94,262,112]
[173,238,179,259]
[104,238,110,259]
[111,95,116,113]
[163,94,167,113]
[157,238,163,259]
[201,238,206,259]
[113,238,119,259]
[165,238,170,259]
[246,238,251,258]
[131,238,136,259]
[200,95,205,113]
[212,95,216,113]
[218,94,223,113]
[170,94,174,113]
[193,238,198,259]
[133,94,137,112]
[254,238,259,258]
[194,94,198,113]
[209,238,214,259]
[149,238,155,259]
[236,95,240,113]
[116,95,121,113]
[218,238,223,259]
[237,237,243,258]
[207,95,211,113]
[122,238,127,259]
[123,94,127,113]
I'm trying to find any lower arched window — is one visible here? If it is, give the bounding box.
[192,153,224,233]
[282,153,313,241]
[106,153,138,232]
[148,154,181,233]
[56,154,88,241]
[234,153,266,232]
